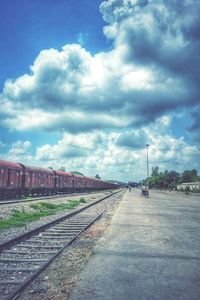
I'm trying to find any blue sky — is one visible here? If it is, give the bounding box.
[0,0,106,88]
[0,0,200,182]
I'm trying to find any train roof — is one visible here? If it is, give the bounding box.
[0,160,23,170]
[23,165,54,174]
[73,173,85,178]
[84,176,94,180]
[54,170,74,177]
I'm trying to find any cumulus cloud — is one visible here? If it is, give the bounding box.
[36,131,105,161]
[0,0,200,181]
[100,0,200,78]
[0,0,199,136]
[1,120,200,181]
[100,0,200,127]
[188,107,200,142]
[31,118,200,180]
[116,129,148,149]
[1,141,33,163]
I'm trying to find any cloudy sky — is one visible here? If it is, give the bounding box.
[0,0,200,182]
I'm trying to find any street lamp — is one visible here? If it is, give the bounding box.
[146,144,150,188]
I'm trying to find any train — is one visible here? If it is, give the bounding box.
[0,159,118,199]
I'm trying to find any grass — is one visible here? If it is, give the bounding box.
[0,199,87,230]
[79,197,86,203]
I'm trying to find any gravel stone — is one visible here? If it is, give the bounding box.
[17,192,123,300]
[0,192,108,243]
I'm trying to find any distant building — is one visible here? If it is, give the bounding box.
[107,180,126,187]
[128,182,139,188]
[177,182,200,191]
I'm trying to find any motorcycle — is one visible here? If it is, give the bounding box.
[141,189,149,197]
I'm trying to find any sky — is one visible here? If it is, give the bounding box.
[0,0,200,182]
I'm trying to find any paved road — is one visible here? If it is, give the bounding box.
[69,190,200,300]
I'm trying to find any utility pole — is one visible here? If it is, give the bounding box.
[146,144,150,188]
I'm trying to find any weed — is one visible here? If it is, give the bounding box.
[0,199,86,230]
[79,197,86,203]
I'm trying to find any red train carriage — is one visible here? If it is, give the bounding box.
[85,176,95,191]
[73,174,86,191]
[0,160,24,199]
[98,179,105,190]
[0,159,118,199]
[101,180,109,190]
[92,177,99,190]
[96,178,104,190]
[19,164,55,196]
[54,170,74,193]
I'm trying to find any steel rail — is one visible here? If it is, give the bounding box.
[0,189,115,205]
[0,190,121,252]
[0,190,124,299]
[2,213,103,300]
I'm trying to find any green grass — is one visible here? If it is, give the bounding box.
[79,197,86,203]
[0,199,87,230]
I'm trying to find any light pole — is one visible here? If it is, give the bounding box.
[146,144,150,188]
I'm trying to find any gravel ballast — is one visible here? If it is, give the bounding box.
[0,192,110,243]
[16,192,124,300]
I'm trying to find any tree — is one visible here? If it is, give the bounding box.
[95,174,101,179]
[141,167,200,189]
[191,175,200,182]
[59,167,66,172]
[165,170,180,183]
[71,171,84,176]
[151,166,159,177]
[181,169,198,183]
[48,166,53,170]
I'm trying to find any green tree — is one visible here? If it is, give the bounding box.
[71,171,84,176]
[95,174,101,179]
[141,167,200,189]
[151,166,159,177]
[165,171,180,184]
[59,167,66,172]
[181,169,198,182]
[191,175,200,182]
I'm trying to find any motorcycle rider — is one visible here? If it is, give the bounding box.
[141,185,149,197]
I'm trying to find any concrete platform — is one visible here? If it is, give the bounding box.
[69,190,200,300]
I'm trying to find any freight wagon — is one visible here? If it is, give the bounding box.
[0,160,118,199]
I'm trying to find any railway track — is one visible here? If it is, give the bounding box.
[0,190,124,299]
[0,190,111,206]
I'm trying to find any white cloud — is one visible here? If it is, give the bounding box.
[36,131,105,161]
[0,0,200,181]
[0,0,197,133]
[1,141,33,164]
[29,120,200,181]
[1,122,199,181]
